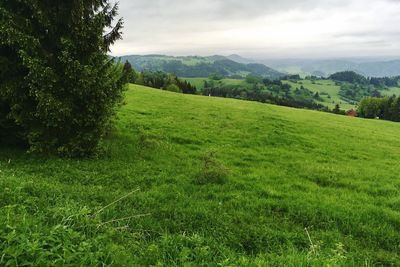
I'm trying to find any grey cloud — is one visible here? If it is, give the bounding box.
[111,0,400,58]
[333,31,400,38]
[117,0,348,22]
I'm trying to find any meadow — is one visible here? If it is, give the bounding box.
[1,85,400,266]
[282,79,355,110]
[183,77,246,89]
[184,77,356,110]
[382,86,400,97]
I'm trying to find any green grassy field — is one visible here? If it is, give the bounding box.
[185,78,356,110]
[182,77,209,88]
[382,87,400,97]
[1,85,400,266]
[135,56,214,67]
[183,77,245,89]
[283,80,355,110]
[178,57,214,66]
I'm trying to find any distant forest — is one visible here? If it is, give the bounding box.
[124,61,400,122]
[119,55,284,79]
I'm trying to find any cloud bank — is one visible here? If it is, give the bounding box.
[111,0,400,58]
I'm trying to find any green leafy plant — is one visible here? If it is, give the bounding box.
[165,84,182,93]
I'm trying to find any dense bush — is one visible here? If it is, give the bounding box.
[358,97,384,119]
[165,84,182,93]
[0,0,126,157]
[358,96,400,121]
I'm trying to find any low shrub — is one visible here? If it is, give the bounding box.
[194,150,229,185]
[165,84,182,93]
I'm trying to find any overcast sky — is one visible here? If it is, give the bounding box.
[110,0,400,59]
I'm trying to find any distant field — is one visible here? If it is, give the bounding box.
[132,56,214,66]
[185,77,400,111]
[183,77,245,89]
[179,57,214,66]
[186,78,357,110]
[2,85,400,265]
[382,86,400,96]
[182,77,209,88]
[283,79,355,110]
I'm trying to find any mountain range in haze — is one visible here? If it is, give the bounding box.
[262,58,400,78]
[118,54,400,78]
[118,54,285,79]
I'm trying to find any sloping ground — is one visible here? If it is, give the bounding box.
[383,86,400,97]
[1,85,400,266]
[185,78,357,110]
[283,79,355,110]
[182,77,245,89]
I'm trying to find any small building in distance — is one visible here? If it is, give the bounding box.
[346,109,358,117]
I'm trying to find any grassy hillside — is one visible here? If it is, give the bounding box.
[185,77,356,110]
[1,85,400,266]
[382,86,400,97]
[183,77,246,89]
[282,79,355,110]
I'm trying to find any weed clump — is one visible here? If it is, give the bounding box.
[194,150,229,185]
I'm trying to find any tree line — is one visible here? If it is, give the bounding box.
[123,61,197,94]
[328,71,400,103]
[202,77,336,112]
[329,71,400,88]
[358,96,400,121]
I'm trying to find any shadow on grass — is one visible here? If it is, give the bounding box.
[0,139,29,158]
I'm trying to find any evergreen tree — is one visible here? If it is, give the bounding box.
[0,0,125,156]
[123,60,137,83]
[333,104,341,114]
[391,97,400,122]
[382,96,395,120]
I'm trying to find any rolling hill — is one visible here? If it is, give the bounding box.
[213,55,400,78]
[261,58,400,78]
[183,77,356,110]
[282,79,355,110]
[1,85,400,265]
[118,54,285,79]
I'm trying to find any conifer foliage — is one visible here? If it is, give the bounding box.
[0,0,126,156]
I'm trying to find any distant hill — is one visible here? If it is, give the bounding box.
[118,54,400,78]
[118,55,285,79]
[356,60,400,77]
[225,54,256,64]
[329,71,368,84]
[263,58,400,78]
